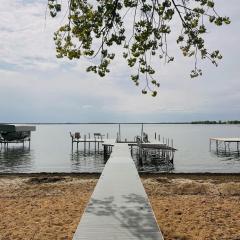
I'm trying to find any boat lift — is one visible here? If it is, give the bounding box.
[0,124,36,149]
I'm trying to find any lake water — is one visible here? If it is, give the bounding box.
[0,124,240,173]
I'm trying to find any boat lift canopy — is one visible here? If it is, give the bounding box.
[0,124,36,132]
[0,124,36,142]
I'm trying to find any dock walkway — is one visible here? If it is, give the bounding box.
[73,143,164,240]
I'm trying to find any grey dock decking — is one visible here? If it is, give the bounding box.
[73,143,164,240]
[210,137,240,143]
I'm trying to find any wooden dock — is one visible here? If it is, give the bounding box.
[72,143,164,240]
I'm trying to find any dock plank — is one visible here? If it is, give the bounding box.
[73,143,163,240]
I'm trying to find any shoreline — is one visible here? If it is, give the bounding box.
[0,172,240,177]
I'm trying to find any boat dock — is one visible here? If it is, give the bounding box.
[70,132,116,152]
[210,137,240,154]
[70,127,177,168]
[73,143,164,240]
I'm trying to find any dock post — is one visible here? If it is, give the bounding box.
[97,139,100,152]
[216,140,218,154]
[138,147,143,167]
[88,133,91,150]
[158,134,160,141]
[141,123,143,142]
[209,139,211,151]
[77,141,79,152]
[71,132,74,151]
[84,135,86,152]
[118,124,121,142]
[155,132,156,140]
[103,145,107,161]
[94,137,96,152]
[170,150,174,164]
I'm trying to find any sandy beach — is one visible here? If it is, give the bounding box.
[0,173,239,240]
[142,173,240,240]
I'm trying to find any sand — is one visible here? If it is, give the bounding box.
[142,174,240,240]
[0,173,239,240]
[0,174,98,240]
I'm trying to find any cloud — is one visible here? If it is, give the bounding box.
[0,0,69,71]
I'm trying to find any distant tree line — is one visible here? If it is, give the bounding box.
[191,120,240,124]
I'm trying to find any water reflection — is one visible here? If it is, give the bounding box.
[70,150,106,172]
[211,151,240,164]
[0,145,33,173]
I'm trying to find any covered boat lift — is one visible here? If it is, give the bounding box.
[0,124,36,149]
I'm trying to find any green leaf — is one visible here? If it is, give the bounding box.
[152,91,157,97]
[207,1,214,8]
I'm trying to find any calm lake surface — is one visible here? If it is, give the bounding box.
[0,124,240,173]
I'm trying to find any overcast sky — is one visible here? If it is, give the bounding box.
[0,0,239,123]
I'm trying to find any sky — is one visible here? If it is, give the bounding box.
[0,0,239,123]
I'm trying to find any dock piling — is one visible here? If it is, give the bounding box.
[88,133,90,150]
[84,135,86,152]
[94,137,96,152]
[118,124,121,142]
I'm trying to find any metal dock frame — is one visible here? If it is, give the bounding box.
[210,137,240,155]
